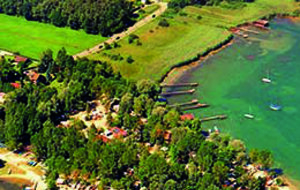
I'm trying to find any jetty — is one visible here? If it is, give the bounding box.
[160,83,198,88]
[240,27,259,34]
[200,115,227,122]
[182,103,209,111]
[169,99,198,107]
[160,89,195,96]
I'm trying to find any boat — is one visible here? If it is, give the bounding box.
[270,104,281,111]
[262,78,271,83]
[214,126,219,133]
[244,114,255,119]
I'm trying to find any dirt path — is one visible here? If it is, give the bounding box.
[73,2,168,59]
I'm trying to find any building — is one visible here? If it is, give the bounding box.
[180,113,195,121]
[109,127,128,138]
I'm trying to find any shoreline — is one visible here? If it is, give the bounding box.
[162,37,234,84]
[162,16,300,190]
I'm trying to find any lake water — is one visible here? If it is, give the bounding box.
[168,18,300,180]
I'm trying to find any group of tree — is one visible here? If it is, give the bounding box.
[0,0,135,36]
[0,48,276,189]
[168,0,255,9]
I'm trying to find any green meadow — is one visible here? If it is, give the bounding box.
[89,0,297,81]
[0,14,107,59]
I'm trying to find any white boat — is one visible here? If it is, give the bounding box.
[270,104,281,111]
[262,78,272,83]
[244,114,254,119]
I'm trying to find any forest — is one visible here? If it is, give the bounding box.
[0,50,277,189]
[168,0,255,8]
[0,0,134,36]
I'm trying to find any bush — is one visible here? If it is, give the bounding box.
[128,34,139,44]
[104,42,112,50]
[179,12,188,16]
[197,15,202,20]
[113,42,120,48]
[127,56,134,64]
[158,19,170,27]
[136,40,142,46]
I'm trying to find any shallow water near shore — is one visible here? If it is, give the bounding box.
[168,18,300,181]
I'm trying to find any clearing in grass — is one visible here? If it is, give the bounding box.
[0,14,107,59]
[88,0,298,81]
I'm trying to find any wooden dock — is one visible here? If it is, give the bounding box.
[169,99,198,107]
[160,89,196,96]
[240,27,259,34]
[181,103,209,111]
[200,115,227,122]
[160,83,198,88]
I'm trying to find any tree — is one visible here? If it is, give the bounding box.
[212,161,229,185]
[137,153,169,182]
[163,109,180,128]
[39,49,54,73]
[164,179,178,190]
[136,79,160,98]
[126,56,134,64]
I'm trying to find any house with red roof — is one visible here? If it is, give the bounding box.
[180,113,195,121]
[163,130,172,142]
[109,127,127,138]
[10,83,21,89]
[14,56,29,64]
[95,135,110,143]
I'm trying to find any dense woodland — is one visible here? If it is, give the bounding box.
[168,0,254,8]
[0,0,134,35]
[0,49,278,189]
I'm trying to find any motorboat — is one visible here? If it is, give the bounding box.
[270,104,281,111]
[262,78,271,83]
[244,114,254,119]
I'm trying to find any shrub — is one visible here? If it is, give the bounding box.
[128,34,139,44]
[197,15,202,20]
[104,42,112,50]
[127,56,134,64]
[136,40,142,46]
[158,19,170,27]
[179,12,188,16]
[113,42,120,48]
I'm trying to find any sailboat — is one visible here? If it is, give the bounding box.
[244,106,255,119]
[270,104,281,111]
[262,70,272,83]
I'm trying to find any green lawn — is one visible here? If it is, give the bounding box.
[88,0,297,81]
[0,14,107,59]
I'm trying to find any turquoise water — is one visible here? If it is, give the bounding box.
[168,18,300,180]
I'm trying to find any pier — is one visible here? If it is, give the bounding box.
[160,83,198,88]
[240,27,259,34]
[160,89,196,96]
[169,99,198,107]
[181,103,209,111]
[200,115,227,122]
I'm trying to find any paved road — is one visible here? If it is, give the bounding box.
[73,2,168,59]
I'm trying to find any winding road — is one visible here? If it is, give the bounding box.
[73,2,168,59]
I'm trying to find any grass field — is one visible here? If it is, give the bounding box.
[0,14,107,59]
[88,0,298,81]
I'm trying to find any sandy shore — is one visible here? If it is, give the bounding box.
[0,176,32,187]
